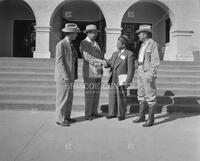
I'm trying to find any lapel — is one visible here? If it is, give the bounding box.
[88,40,101,52]
[62,38,72,56]
[111,51,119,67]
[114,49,128,69]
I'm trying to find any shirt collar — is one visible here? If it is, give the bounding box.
[121,48,125,53]
[65,36,70,43]
[86,37,95,44]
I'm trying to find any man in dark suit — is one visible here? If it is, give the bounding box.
[55,23,80,126]
[103,35,135,121]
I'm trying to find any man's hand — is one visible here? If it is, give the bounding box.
[101,59,108,67]
[122,82,130,88]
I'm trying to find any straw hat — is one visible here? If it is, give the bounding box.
[136,25,152,34]
[83,24,100,34]
[62,23,81,33]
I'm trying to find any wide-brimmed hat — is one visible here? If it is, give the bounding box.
[62,23,81,33]
[136,25,152,34]
[83,24,100,34]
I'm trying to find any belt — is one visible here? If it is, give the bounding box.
[138,62,143,65]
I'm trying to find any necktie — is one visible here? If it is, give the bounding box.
[70,42,77,60]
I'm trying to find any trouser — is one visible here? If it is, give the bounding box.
[84,78,101,117]
[55,82,74,123]
[108,83,127,117]
[137,65,157,119]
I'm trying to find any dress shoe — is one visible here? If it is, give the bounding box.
[106,115,116,119]
[66,118,76,123]
[132,116,145,123]
[85,116,93,120]
[118,116,125,121]
[92,113,102,118]
[56,121,70,126]
[142,119,154,127]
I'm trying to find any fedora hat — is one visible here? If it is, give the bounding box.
[136,25,152,34]
[83,24,100,34]
[62,23,81,33]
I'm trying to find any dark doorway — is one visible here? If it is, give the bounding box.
[121,23,152,59]
[62,19,106,58]
[13,20,36,57]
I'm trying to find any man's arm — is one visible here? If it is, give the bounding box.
[150,43,160,76]
[55,43,70,81]
[80,41,104,66]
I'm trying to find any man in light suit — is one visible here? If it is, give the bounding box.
[103,35,135,121]
[133,25,160,127]
[55,23,80,126]
[80,24,104,120]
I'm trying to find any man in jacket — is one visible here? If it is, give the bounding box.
[133,25,160,127]
[80,24,104,120]
[103,35,135,121]
[55,23,80,126]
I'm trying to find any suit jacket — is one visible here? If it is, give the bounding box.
[141,39,160,77]
[55,38,78,83]
[106,49,135,86]
[80,39,104,80]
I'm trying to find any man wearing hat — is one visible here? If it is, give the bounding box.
[132,25,160,127]
[55,23,80,126]
[80,24,104,120]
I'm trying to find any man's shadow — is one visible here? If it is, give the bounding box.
[71,113,105,123]
[154,113,200,126]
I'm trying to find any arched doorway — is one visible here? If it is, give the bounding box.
[50,0,106,58]
[0,0,36,57]
[121,1,171,60]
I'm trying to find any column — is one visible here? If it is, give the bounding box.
[33,26,51,58]
[105,27,122,59]
[164,30,194,61]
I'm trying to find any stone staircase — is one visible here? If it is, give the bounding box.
[0,57,200,113]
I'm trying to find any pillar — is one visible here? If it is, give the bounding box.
[164,30,194,61]
[33,26,51,58]
[104,27,122,59]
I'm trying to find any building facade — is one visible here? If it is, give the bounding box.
[1,0,200,61]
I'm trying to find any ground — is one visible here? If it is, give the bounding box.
[0,110,200,161]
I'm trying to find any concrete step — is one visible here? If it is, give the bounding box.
[157,76,200,82]
[0,99,85,111]
[0,93,109,105]
[0,72,54,80]
[0,66,54,73]
[160,61,200,66]
[156,82,200,89]
[159,65,200,71]
[1,84,200,96]
[0,80,56,86]
[157,70,200,76]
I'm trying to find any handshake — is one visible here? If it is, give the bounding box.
[101,59,108,67]
[93,59,109,68]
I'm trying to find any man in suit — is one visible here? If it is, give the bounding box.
[55,23,80,126]
[133,25,160,127]
[79,24,104,120]
[103,35,135,121]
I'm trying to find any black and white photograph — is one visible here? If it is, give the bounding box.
[0,0,200,161]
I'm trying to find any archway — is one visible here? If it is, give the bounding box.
[121,1,172,60]
[0,0,36,57]
[50,0,106,58]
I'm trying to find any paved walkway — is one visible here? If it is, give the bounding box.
[0,110,200,161]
